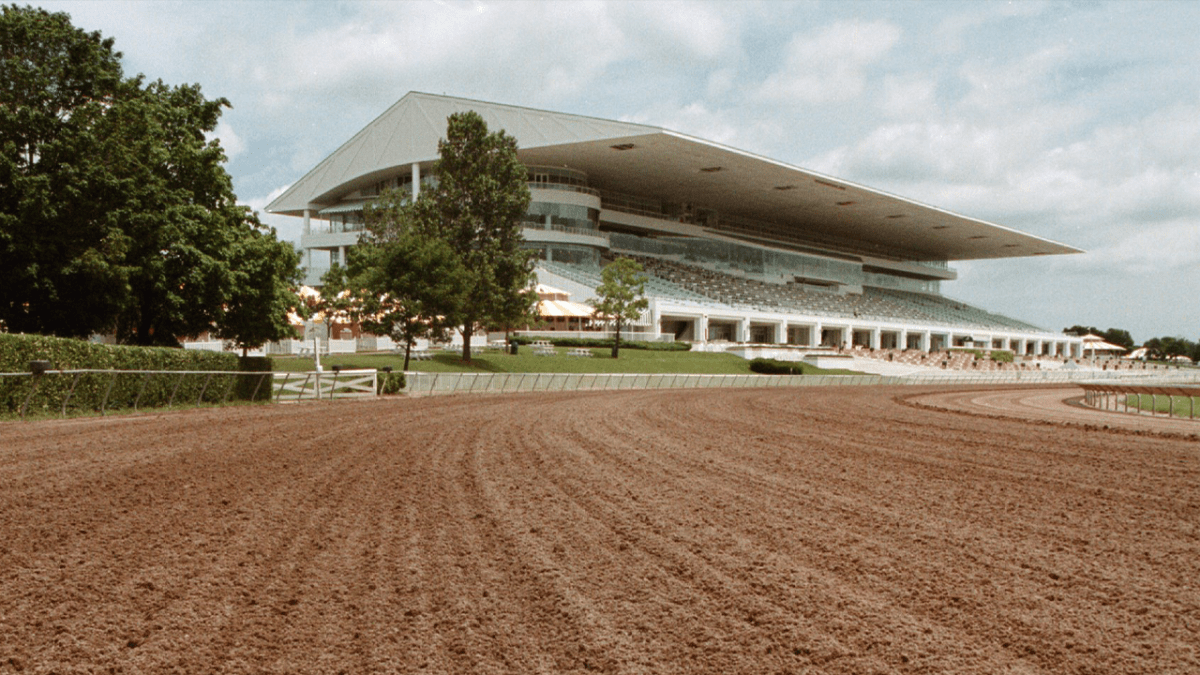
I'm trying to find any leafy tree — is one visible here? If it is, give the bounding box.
[1143,337,1162,360]
[1102,328,1135,351]
[590,257,649,358]
[0,4,127,336]
[214,223,302,356]
[350,195,468,370]
[0,5,295,347]
[411,111,535,362]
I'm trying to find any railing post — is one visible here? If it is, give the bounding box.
[169,372,185,407]
[133,372,152,411]
[100,371,117,415]
[62,372,81,417]
[196,372,214,406]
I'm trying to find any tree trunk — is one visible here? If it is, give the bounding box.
[403,339,413,372]
[461,322,473,362]
[612,318,621,359]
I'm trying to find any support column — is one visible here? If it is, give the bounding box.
[773,322,786,345]
[411,163,421,200]
[698,315,709,343]
[303,208,312,235]
[814,321,823,347]
[870,328,881,350]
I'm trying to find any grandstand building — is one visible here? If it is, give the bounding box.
[267,92,1084,358]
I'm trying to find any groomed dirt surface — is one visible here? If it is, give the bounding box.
[1,385,1198,674]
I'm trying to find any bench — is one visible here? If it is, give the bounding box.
[566,348,593,357]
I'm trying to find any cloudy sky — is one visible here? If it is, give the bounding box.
[36,0,1200,342]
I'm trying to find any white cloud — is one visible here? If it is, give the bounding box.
[757,20,900,104]
[880,74,938,119]
[242,185,302,244]
[209,120,245,160]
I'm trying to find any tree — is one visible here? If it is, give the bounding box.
[590,257,649,358]
[410,111,535,362]
[214,223,302,356]
[349,196,468,370]
[0,5,296,346]
[1102,328,1135,351]
[1,4,127,336]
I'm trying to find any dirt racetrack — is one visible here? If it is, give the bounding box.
[1,385,1198,674]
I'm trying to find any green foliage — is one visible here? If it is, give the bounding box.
[948,348,985,360]
[0,5,296,346]
[275,348,754,375]
[1102,328,1135,351]
[234,355,274,401]
[353,191,469,370]
[591,257,650,358]
[410,111,536,361]
[749,358,805,375]
[748,357,862,376]
[1142,336,1199,363]
[0,4,128,336]
[377,370,406,394]
[989,350,1014,363]
[0,333,240,416]
[1063,325,1134,352]
[213,224,302,354]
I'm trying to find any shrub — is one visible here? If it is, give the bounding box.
[749,358,806,375]
[989,350,1014,363]
[0,333,239,416]
[236,356,274,401]
[378,371,406,394]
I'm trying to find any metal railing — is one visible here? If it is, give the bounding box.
[1079,382,1200,420]
[403,371,885,396]
[2,369,275,419]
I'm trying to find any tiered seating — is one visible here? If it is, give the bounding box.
[865,287,1043,332]
[857,348,1034,372]
[552,254,1045,334]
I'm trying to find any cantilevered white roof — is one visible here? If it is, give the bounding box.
[268,92,1082,262]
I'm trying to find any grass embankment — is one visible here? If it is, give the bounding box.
[1123,394,1200,419]
[273,348,860,376]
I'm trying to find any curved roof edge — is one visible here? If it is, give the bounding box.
[267,92,662,214]
[267,92,1082,262]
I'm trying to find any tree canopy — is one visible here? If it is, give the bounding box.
[590,257,649,358]
[1062,325,1135,351]
[331,189,468,370]
[0,4,298,347]
[409,111,536,361]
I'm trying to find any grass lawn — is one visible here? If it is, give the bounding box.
[1124,393,1200,419]
[272,347,861,376]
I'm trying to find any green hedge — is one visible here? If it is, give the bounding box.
[236,356,275,401]
[748,358,807,375]
[378,371,406,394]
[0,333,243,417]
[509,335,691,351]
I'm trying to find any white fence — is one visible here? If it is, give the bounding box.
[403,371,884,396]
[403,368,1200,397]
[272,370,378,401]
[893,370,1199,386]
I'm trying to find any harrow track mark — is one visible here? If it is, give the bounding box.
[1,387,1198,674]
